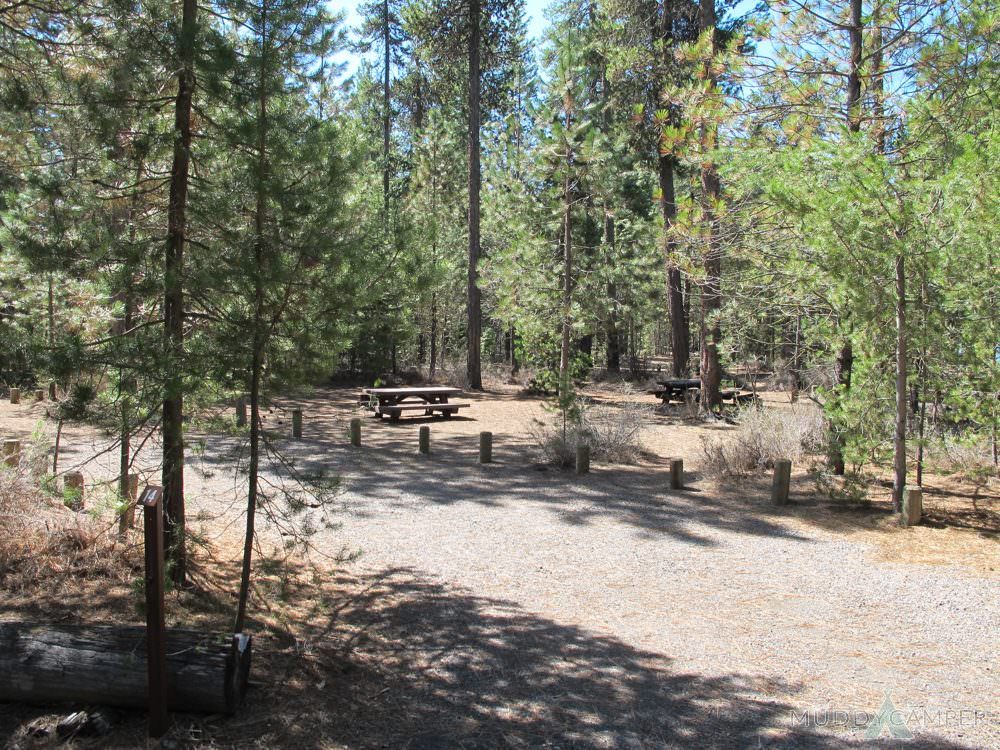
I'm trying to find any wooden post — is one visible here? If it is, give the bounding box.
[902,487,922,527]
[140,485,168,738]
[291,408,303,439]
[236,397,247,427]
[34,389,44,402]
[479,431,492,463]
[575,444,590,475]
[65,472,85,510]
[48,382,57,400]
[669,458,684,489]
[119,474,139,537]
[2,439,20,468]
[9,388,19,405]
[771,459,791,506]
[418,425,430,455]
[349,418,361,447]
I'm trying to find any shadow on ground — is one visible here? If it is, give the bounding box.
[226,566,986,748]
[0,563,985,748]
[187,426,814,548]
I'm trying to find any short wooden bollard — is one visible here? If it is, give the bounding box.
[669,458,684,490]
[236,397,247,427]
[9,388,19,405]
[418,426,430,454]
[291,409,303,439]
[479,431,493,463]
[48,382,57,400]
[65,472,85,510]
[2,439,20,468]
[771,459,791,506]
[119,474,139,535]
[575,444,590,475]
[34,389,44,402]
[349,418,361,447]
[902,487,922,527]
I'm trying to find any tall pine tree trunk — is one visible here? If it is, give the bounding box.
[559,170,573,386]
[510,323,519,375]
[657,0,689,378]
[830,0,864,475]
[163,0,197,584]
[117,177,140,522]
[698,0,722,413]
[382,0,391,216]
[893,252,906,510]
[429,293,438,379]
[605,213,620,373]
[236,2,270,633]
[466,0,483,389]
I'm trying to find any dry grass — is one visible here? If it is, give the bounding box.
[700,403,825,478]
[0,452,140,593]
[924,431,998,480]
[530,391,651,467]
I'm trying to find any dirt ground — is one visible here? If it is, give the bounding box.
[1,382,998,749]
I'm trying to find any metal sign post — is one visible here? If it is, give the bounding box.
[141,485,168,738]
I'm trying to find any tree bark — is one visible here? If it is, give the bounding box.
[892,252,906,511]
[847,0,863,132]
[657,0,689,378]
[605,212,620,373]
[163,0,197,585]
[47,272,54,349]
[698,0,722,412]
[236,0,269,635]
[830,0,865,475]
[509,323,519,374]
[429,293,438,379]
[0,623,250,715]
[466,0,483,389]
[118,159,142,527]
[559,169,573,387]
[382,0,391,217]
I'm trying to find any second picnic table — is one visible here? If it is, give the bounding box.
[650,378,759,406]
[359,386,470,421]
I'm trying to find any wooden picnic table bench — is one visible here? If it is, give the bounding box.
[649,379,701,403]
[359,386,470,421]
[649,379,759,406]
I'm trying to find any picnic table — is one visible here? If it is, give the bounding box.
[359,386,471,421]
[650,379,701,403]
[649,378,759,406]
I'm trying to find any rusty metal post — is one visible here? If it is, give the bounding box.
[141,485,168,738]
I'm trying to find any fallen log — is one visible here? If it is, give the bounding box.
[0,622,251,714]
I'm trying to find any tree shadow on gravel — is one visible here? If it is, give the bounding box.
[237,566,977,749]
[0,565,984,749]
[260,432,814,547]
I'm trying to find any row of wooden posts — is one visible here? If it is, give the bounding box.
[4,391,925,526]
[770,458,923,523]
[302,414,924,523]
[6,387,48,405]
[1,437,141,531]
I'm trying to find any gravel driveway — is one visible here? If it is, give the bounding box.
[6,388,998,748]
